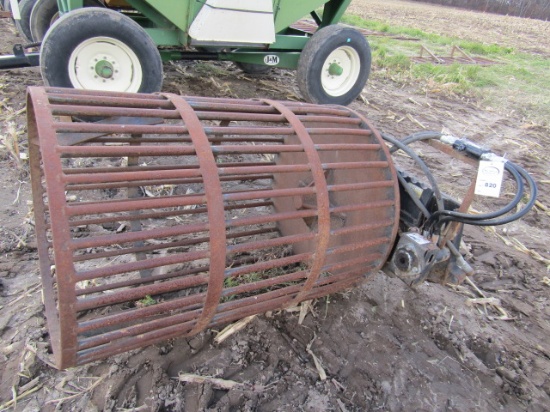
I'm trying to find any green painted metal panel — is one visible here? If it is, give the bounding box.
[125,0,174,29]
[269,34,309,51]
[221,50,301,70]
[321,0,351,27]
[144,28,182,46]
[159,50,183,62]
[126,0,202,36]
[273,0,329,33]
[57,0,83,13]
[67,0,83,8]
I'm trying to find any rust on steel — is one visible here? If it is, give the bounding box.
[27,86,399,369]
[162,93,227,335]
[261,99,331,307]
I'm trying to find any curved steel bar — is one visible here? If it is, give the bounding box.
[261,99,331,307]
[162,93,228,335]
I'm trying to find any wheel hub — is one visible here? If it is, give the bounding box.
[95,59,115,79]
[328,62,343,76]
[321,46,361,97]
[68,37,143,92]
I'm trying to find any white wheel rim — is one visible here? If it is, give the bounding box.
[321,46,361,97]
[68,36,142,92]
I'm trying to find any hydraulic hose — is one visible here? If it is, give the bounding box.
[431,160,537,228]
[386,131,538,231]
[381,132,444,212]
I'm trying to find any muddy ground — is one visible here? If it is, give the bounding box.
[0,1,549,411]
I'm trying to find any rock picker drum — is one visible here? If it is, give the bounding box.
[26,87,537,369]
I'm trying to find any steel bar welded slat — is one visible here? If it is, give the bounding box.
[62,161,273,175]
[66,173,274,191]
[73,227,277,264]
[63,162,317,185]
[76,276,209,334]
[68,195,390,236]
[67,200,275,228]
[224,252,314,279]
[75,270,210,312]
[76,248,210,282]
[65,185,315,217]
[56,143,382,158]
[89,135,286,144]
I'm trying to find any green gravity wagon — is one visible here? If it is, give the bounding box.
[5,0,372,104]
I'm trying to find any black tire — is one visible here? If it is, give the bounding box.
[297,25,371,105]
[234,61,271,75]
[30,0,99,42]
[15,0,37,42]
[40,7,163,93]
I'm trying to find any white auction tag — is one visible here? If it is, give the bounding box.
[475,158,505,198]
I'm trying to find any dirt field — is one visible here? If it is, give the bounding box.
[349,0,550,56]
[0,1,549,411]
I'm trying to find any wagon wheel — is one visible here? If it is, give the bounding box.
[234,61,271,75]
[14,0,37,42]
[297,25,371,105]
[29,0,100,42]
[40,7,163,93]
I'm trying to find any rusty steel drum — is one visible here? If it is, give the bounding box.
[27,87,399,369]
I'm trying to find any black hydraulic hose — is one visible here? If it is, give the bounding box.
[385,130,537,230]
[381,133,445,212]
[426,161,525,226]
[389,131,443,154]
[391,131,529,220]
[431,161,537,229]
